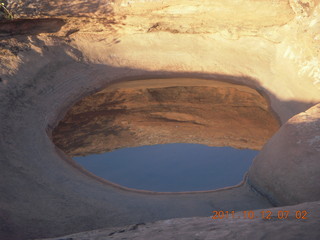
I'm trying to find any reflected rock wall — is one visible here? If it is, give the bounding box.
[52,79,280,156]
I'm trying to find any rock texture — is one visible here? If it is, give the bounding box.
[0,0,319,240]
[0,18,65,36]
[248,103,320,206]
[37,201,320,240]
[53,79,279,156]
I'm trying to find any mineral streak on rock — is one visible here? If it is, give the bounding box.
[52,79,280,156]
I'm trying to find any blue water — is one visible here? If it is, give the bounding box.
[74,143,258,192]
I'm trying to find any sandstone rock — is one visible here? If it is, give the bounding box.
[0,0,319,240]
[248,103,320,206]
[37,201,320,240]
[0,18,65,36]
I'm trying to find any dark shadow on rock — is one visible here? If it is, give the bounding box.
[0,18,66,36]
[8,0,113,18]
[0,34,319,240]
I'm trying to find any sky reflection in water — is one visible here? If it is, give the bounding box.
[74,143,258,192]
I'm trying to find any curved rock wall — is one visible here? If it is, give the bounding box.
[0,0,319,239]
[248,103,320,206]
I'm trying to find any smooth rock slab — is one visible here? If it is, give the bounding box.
[37,201,320,240]
[248,103,320,205]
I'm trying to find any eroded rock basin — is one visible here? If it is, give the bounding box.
[1,0,320,239]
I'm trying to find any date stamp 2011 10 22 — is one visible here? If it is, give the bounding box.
[211,210,309,220]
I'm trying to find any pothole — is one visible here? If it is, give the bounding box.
[74,143,258,192]
[52,78,279,192]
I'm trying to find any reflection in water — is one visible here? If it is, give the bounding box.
[74,143,258,192]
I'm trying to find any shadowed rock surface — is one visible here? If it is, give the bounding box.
[0,18,66,36]
[0,0,319,239]
[248,103,320,206]
[36,201,320,240]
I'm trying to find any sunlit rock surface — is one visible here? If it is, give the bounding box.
[0,0,319,239]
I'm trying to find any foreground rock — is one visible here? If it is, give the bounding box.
[37,201,320,240]
[248,103,320,206]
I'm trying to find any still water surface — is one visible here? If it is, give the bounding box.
[74,143,258,192]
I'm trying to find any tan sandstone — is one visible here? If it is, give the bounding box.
[0,0,319,240]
